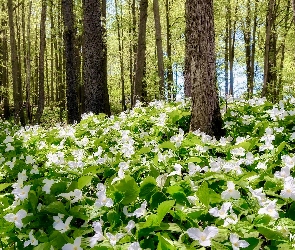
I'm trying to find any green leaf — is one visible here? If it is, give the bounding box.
[157,200,175,222]
[157,233,177,250]
[159,141,176,150]
[115,175,140,205]
[78,176,93,189]
[45,201,68,214]
[29,190,38,211]
[139,176,157,200]
[257,226,284,240]
[211,241,230,250]
[276,141,286,156]
[254,215,272,226]
[185,157,202,163]
[138,147,151,154]
[196,181,210,208]
[0,183,11,192]
[33,243,51,250]
[83,166,104,175]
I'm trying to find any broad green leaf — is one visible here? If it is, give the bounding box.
[0,183,11,192]
[45,201,68,214]
[157,233,177,250]
[257,226,283,240]
[29,190,38,211]
[115,175,140,205]
[157,200,175,222]
[138,147,151,154]
[275,141,286,156]
[211,241,230,250]
[78,176,93,189]
[185,157,202,163]
[196,181,210,208]
[139,176,157,200]
[159,141,176,150]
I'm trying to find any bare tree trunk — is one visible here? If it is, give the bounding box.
[50,2,55,104]
[292,0,295,25]
[224,2,229,96]
[166,0,174,99]
[185,0,224,138]
[62,0,80,123]
[83,0,110,115]
[101,0,108,113]
[26,1,32,123]
[115,0,126,111]
[35,0,47,124]
[130,0,137,107]
[7,0,25,125]
[153,0,165,99]
[133,0,148,105]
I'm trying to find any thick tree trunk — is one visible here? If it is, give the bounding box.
[153,0,165,99]
[185,0,224,138]
[7,0,25,125]
[133,0,148,105]
[62,0,80,123]
[83,0,110,115]
[35,0,47,124]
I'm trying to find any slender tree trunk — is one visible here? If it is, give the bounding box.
[101,0,108,113]
[26,1,32,123]
[7,0,25,125]
[35,0,47,124]
[292,0,295,25]
[34,24,38,106]
[185,0,224,138]
[166,0,174,99]
[153,0,165,99]
[83,0,110,115]
[62,0,80,123]
[133,0,148,105]
[262,0,276,100]
[115,0,126,111]
[130,0,136,107]
[50,2,54,104]
[224,3,229,96]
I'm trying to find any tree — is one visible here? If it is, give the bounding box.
[7,0,25,125]
[185,0,224,138]
[292,0,295,25]
[61,0,80,123]
[133,0,148,105]
[34,0,47,124]
[83,0,110,115]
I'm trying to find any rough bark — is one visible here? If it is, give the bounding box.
[166,0,174,99]
[35,0,47,124]
[133,0,148,105]
[62,0,80,123]
[153,0,165,99]
[83,0,110,115]
[185,0,224,138]
[7,0,25,125]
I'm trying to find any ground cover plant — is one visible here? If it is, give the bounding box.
[1,97,295,249]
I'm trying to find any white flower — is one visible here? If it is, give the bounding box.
[168,163,182,176]
[123,201,147,218]
[209,202,232,219]
[42,179,55,194]
[224,213,238,227]
[106,232,125,246]
[25,155,35,165]
[30,165,39,174]
[170,128,184,147]
[258,200,279,219]
[221,181,240,200]
[62,237,82,250]
[5,143,14,152]
[95,191,113,208]
[156,174,168,189]
[188,162,201,176]
[256,162,267,170]
[282,155,295,168]
[280,177,295,200]
[125,220,136,234]
[4,209,27,229]
[24,230,38,247]
[231,147,245,157]
[128,242,141,250]
[230,234,249,250]
[274,166,291,179]
[12,185,31,201]
[3,135,14,143]
[89,221,104,248]
[187,226,218,247]
[53,216,73,233]
[58,189,83,203]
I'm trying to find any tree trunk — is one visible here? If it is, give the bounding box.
[50,2,55,104]
[130,0,137,107]
[224,2,229,96]
[133,0,148,105]
[35,0,47,124]
[83,0,110,115]
[153,0,165,99]
[262,0,277,101]
[185,0,224,138]
[166,0,174,99]
[101,0,108,113]
[292,0,295,25]
[62,0,80,123]
[7,0,25,125]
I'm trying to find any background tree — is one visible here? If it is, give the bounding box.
[185,0,224,138]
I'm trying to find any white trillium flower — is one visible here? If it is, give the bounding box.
[280,177,295,200]
[188,162,201,176]
[4,209,27,229]
[274,166,291,179]
[106,232,125,246]
[128,242,141,250]
[89,221,104,248]
[123,201,147,218]
[221,181,240,200]
[95,191,113,208]
[156,174,168,189]
[24,230,38,247]
[62,237,83,250]
[53,215,73,233]
[42,179,55,194]
[58,189,83,203]
[230,234,250,250]
[258,200,279,219]
[209,202,232,219]
[168,163,182,176]
[125,220,136,234]
[187,226,218,247]
[12,185,31,201]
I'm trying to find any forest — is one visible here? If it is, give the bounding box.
[1,0,295,249]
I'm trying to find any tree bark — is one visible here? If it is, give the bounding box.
[185,0,224,138]
[62,0,80,123]
[83,0,110,115]
[153,0,165,99]
[292,0,295,25]
[7,0,25,125]
[35,0,47,124]
[133,0,148,105]
[166,0,174,99]
[130,0,137,107]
